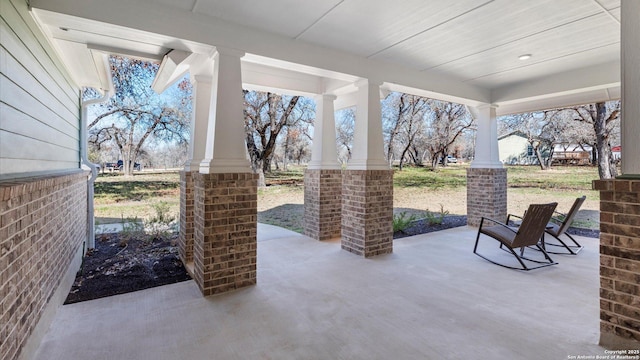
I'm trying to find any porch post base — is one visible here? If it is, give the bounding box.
[594,179,640,349]
[341,170,393,257]
[304,169,342,241]
[466,168,507,227]
[193,172,258,296]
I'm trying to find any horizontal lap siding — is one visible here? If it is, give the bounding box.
[0,2,88,360]
[0,0,81,179]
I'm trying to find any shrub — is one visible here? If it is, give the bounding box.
[145,201,178,239]
[393,212,417,233]
[425,204,449,225]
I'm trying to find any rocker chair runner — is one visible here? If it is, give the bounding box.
[473,202,558,271]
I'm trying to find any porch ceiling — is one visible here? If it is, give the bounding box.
[30,0,621,114]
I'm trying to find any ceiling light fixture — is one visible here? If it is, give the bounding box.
[518,54,532,60]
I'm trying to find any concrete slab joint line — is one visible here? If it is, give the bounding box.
[593,179,640,350]
[193,172,258,296]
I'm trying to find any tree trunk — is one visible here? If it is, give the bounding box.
[534,146,548,170]
[594,103,616,179]
[263,157,271,174]
[546,147,555,169]
[254,159,266,187]
[399,143,411,171]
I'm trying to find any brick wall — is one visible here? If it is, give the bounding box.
[466,168,507,227]
[0,171,88,360]
[593,179,640,350]
[179,171,194,266]
[193,173,258,296]
[341,170,393,257]
[304,169,342,241]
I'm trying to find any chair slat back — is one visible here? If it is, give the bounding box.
[512,202,558,248]
[556,196,586,235]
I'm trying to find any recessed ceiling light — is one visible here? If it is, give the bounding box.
[518,54,532,60]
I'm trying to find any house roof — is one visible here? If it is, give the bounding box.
[497,131,528,141]
[30,0,621,114]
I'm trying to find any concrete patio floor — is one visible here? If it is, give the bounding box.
[34,224,606,360]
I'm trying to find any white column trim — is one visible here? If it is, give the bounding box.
[470,104,503,169]
[185,74,211,171]
[620,0,640,176]
[199,48,252,174]
[347,79,390,170]
[308,94,341,170]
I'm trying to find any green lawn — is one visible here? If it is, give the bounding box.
[93,165,601,231]
[392,164,597,191]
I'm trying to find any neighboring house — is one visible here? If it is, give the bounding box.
[498,132,536,165]
[552,144,593,165]
[611,145,621,162]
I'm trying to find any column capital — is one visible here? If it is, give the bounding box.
[315,93,337,101]
[191,75,212,85]
[213,46,245,58]
[475,103,499,111]
[354,78,383,88]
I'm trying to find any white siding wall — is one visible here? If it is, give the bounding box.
[0,0,81,179]
[498,135,529,164]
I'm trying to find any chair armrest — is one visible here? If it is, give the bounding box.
[480,217,518,235]
[550,216,564,224]
[506,213,523,226]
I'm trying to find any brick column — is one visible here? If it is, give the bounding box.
[178,171,195,268]
[304,169,342,240]
[466,168,507,227]
[342,170,393,257]
[593,179,640,349]
[193,172,258,296]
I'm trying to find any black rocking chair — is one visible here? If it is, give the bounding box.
[473,202,558,271]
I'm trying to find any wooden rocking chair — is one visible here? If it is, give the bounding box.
[473,203,558,271]
[542,196,586,255]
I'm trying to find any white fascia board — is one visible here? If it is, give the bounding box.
[491,61,620,104]
[30,0,491,105]
[240,62,324,97]
[496,86,620,116]
[384,83,487,108]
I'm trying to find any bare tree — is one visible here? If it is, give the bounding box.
[572,101,620,179]
[336,107,355,165]
[244,91,313,186]
[88,56,191,176]
[396,96,430,170]
[382,93,411,165]
[424,100,473,169]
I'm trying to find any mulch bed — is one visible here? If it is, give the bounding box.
[393,215,468,239]
[66,217,598,304]
[393,215,600,239]
[64,233,191,304]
